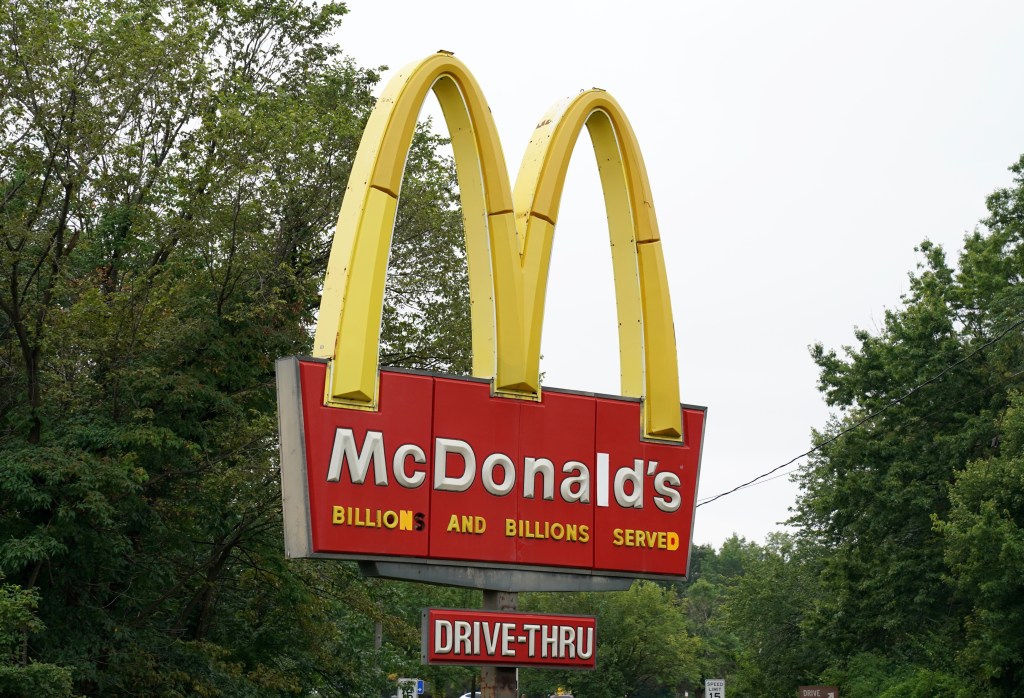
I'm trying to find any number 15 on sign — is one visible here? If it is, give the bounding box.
[706,678,725,698]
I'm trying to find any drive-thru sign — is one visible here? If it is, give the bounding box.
[276,52,705,585]
[422,609,596,669]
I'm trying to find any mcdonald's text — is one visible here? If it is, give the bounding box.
[326,428,686,511]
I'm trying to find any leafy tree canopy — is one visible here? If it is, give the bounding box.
[786,154,1024,697]
[0,0,471,693]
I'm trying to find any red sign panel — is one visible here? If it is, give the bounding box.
[799,688,839,698]
[280,359,706,579]
[422,609,596,669]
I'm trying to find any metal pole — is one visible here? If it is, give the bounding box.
[480,590,518,698]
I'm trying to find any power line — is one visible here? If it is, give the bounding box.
[695,315,1024,508]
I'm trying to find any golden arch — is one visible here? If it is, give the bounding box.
[312,52,682,440]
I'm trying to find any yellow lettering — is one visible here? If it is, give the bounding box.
[496,519,592,543]
[330,506,423,534]
[612,528,680,550]
[446,514,487,534]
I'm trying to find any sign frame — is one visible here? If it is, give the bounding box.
[277,358,707,591]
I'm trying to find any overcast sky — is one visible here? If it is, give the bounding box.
[333,1,1024,548]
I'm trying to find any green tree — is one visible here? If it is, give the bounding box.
[937,392,1024,696]
[678,535,765,690]
[717,534,826,697]
[0,578,75,697]
[796,252,989,662]
[789,154,1024,694]
[0,0,473,693]
[519,581,700,698]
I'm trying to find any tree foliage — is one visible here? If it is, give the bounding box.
[684,156,1024,698]
[0,0,471,694]
[781,155,1024,696]
[938,391,1024,695]
[0,577,75,697]
[520,581,700,698]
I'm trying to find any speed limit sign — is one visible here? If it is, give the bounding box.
[706,678,725,698]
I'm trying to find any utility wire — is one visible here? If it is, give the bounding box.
[695,315,1024,508]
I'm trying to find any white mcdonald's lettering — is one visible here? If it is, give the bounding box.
[326,428,427,488]
[327,429,682,512]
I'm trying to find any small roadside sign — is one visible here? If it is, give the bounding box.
[396,678,421,698]
[799,686,838,698]
[706,678,725,698]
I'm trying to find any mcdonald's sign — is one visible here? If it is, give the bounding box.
[276,53,706,585]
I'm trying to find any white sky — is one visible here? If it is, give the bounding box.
[334,1,1024,548]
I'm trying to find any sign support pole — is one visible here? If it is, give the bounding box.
[481,590,518,698]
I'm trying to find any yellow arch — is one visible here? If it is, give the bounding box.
[512,91,680,439]
[312,53,520,401]
[312,52,682,440]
